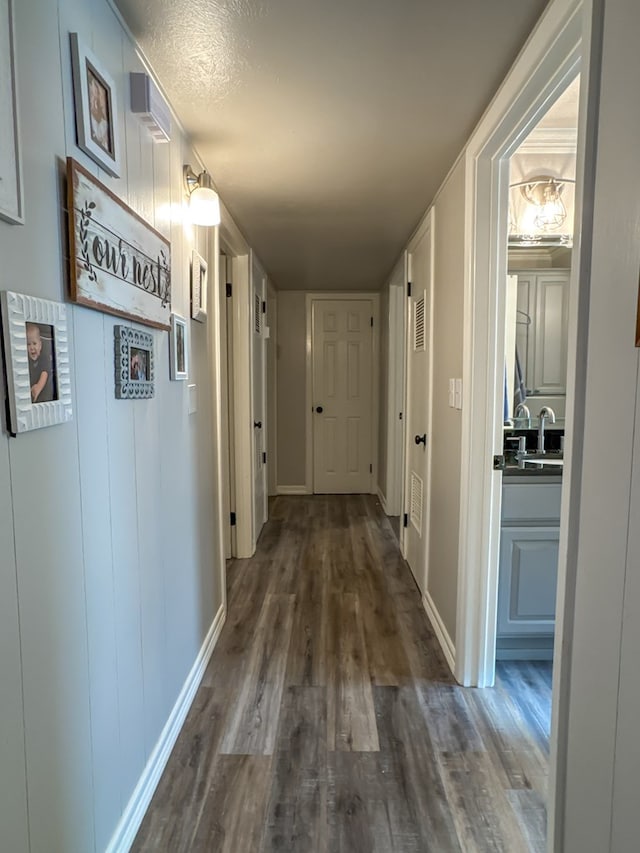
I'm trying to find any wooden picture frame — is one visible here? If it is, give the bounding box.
[114,325,154,399]
[70,32,122,178]
[0,0,24,224]
[1,291,73,434]
[191,250,208,322]
[169,313,188,380]
[68,158,171,330]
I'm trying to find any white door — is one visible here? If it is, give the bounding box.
[312,299,373,493]
[403,212,434,593]
[251,259,267,538]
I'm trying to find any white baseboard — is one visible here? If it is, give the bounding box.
[376,486,388,514]
[277,485,311,495]
[105,603,226,853]
[422,589,456,677]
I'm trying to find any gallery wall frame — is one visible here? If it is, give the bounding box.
[114,325,154,399]
[191,250,208,322]
[1,291,73,434]
[0,0,24,224]
[169,312,188,380]
[70,32,122,178]
[68,157,171,330]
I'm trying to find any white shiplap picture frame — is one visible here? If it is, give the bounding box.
[169,313,188,380]
[191,251,208,322]
[1,291,73,434]
[0,0,24,224]
[70,32,122,178]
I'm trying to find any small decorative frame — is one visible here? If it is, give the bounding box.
[191,251,208,322]
[0,0,24,224]
[1,291,73,434]
[170,313,188,380]
[70,32,121,178]
[114,325,154,399]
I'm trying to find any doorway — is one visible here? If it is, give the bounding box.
[305,293,379,494]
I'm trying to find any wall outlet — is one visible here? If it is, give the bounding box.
[449,378,455,407]
[455,378,462,410]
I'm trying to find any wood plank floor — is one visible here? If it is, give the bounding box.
[132,495,551,853]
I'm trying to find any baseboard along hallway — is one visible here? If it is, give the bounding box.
[132,495,550,852]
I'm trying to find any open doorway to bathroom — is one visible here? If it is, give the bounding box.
[494,74,580,804]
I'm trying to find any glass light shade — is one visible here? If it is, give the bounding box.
[189,186,221,226]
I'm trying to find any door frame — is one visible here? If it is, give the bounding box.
[304,292,380,495]
[400,211,435,575]
[454,0,590,850]
[250,252,268,534]
[455,0,584,682]
[383,254,408,516]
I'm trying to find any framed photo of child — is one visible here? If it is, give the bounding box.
[69,33,121,178]
[0,291,73,434]
[114,325,154,399]
[191,250,208,322]
[169,313,188,380]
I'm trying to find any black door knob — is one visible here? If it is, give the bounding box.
[414,433,427,446]
[254,421,262,429]
[315,406,323,413]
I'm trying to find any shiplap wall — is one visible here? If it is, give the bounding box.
[0,1,225,850]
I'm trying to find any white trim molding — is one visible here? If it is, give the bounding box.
[277,485,311,496]
[422,591,456,676]
[105,604,226,853]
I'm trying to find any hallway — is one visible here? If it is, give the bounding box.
[132,496,550,852]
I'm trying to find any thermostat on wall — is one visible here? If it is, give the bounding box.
[130,72,171,143]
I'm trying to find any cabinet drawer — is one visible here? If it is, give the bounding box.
[502,482,562,523]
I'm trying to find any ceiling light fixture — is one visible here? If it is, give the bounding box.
[183,165,221,226]
[511,175,575,232]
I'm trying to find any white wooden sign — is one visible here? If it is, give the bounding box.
[67,157,171,329]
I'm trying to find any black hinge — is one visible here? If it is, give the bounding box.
[226,282,232,297]
[263,452,267,464]
[403,513,408,528]
[262,300,266,313]
[230,511,237,526]
[399,412,403,420]
[369,463,373,473]
[407,281,412,297]
[370,316,373,327]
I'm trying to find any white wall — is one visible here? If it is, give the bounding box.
[557,0,640,848]
[275,291,307,489]
[0,1,224,850]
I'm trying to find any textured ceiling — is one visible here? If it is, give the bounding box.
[115,0,550,290]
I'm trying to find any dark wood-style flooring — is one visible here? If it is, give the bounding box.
[132,495,551,852]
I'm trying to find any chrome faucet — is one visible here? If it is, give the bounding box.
[537,406,556,454]
[514,403,531,425]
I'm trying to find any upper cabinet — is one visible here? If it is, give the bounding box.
[515,269,570,397]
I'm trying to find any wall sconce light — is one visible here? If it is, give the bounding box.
[511,175,574,232]
[183,165,221,226]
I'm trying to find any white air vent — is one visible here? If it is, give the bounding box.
[410,471,423,533]
[130,72,171,143]
[254,293,262,335]
[414,293,425,351]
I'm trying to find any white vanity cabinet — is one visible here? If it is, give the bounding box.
[497,479,562,659]
[515,269,570,396]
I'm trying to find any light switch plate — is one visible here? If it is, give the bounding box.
[188,383,197,414]
[448,378,455,407]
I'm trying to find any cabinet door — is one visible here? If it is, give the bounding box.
[497,526,559,636]
[532,272,569,395]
